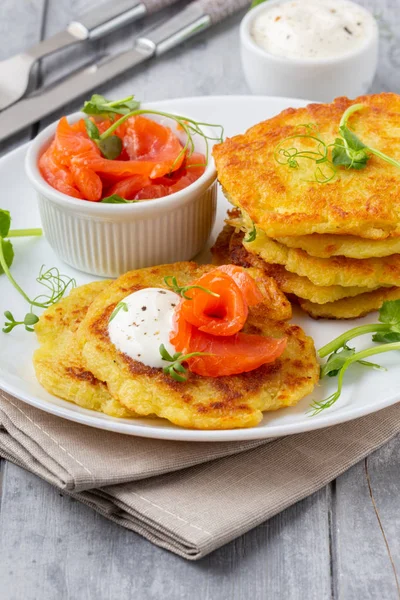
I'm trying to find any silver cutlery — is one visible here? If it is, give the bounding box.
[0,0,248,142]
[0,0,180,111]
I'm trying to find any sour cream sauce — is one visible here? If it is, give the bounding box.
[251,0,375,60]
[108,288,180,369]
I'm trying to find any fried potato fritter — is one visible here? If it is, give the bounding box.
[213,225,377,303]
[34,282,137,418]
[275,234,400,259]
[77,263,319,429]
[244,229,400,289]
[299,287,400,320]
[213,94,400,240]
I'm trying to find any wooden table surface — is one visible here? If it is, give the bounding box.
[1,1,399,598]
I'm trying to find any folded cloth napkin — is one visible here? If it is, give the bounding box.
[1,392,399,560]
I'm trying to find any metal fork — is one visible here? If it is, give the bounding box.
[0,0,178,111]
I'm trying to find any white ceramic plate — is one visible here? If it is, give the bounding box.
[1,96,399,442]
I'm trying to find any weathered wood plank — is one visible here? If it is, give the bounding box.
[0,463,331,600]
[332,434,400,600]
[0,0,46,526]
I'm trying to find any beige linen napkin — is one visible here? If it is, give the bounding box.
[1,392,399,560]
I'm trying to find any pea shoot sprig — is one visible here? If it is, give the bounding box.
[109,301,128,323]
[274,123,337,184]
[309,299,400,415]
[164,275,219,301]
[332,103,400,171]
[0,209,75,333]
[275,105,400,182]
[82,94,224,164]
[159,344,209,382]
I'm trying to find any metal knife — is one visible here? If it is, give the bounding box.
[0,0,249,142]
[0,0,180,111]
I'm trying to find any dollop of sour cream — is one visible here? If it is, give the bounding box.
[108,288,180,369]
[251,0,375,60]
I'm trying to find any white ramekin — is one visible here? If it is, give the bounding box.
[25,108,217,278]
[240,0,379,103]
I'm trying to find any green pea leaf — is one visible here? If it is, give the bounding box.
[320,345,383,378]
[101,194,134,204]
[339,125,367,151]
[244,222,257,243]
[332,138,369,170]
[84,118,100,141]
[82,94,140,117]
[372,331,400,343]
[0,209,11,238]
[378,299,400,326]
[159,343,175,362]
[24,312,39,326]
[320,346,356,378]
[109,301,128,323]
[0,239,14,274]
[97,135,123,160]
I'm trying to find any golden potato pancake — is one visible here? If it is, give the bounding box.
[299,287,400,320]
[244,228,400,289]
[213,224,377,303]
[213,93,400,240]
[275,234,400,259]
[34,282,137,418]
[77,262,319,430]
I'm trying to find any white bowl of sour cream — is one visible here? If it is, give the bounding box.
[240,0,379,102]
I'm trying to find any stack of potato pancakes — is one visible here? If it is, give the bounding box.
[212,93,400,319]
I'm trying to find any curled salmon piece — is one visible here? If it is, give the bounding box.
[39,142,82,198]
[71,164,103,202]
[123,115,185,177]
[53,117,100,166]
[170,265,287,377]
[180,271,248,336]
[70,154,159,178]
[106,174,151,199]
[216,265,264,306]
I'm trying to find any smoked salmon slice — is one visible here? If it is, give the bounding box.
[170,266,287,377]
[180,271,248,336]
[39,114,206,201]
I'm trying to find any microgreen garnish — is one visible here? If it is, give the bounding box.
[332,104,400,171]
[275,105,400,183]
[0,208,75,333]
[81,94,224,166]
[109,301,128,322]
[244,222,257,243]
[163,276,220,301]
[309,300,400,415]
[82,94,140,117]
[250,0,268,7]
[274,123,337,184]
[310,342,399,416]
[84,118,123,160]
[159,343,209,382]
[3,311,39,333]
[320,344,384,379]
[101,195,137,204]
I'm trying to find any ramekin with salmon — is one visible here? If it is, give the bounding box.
[25,94,221,277]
